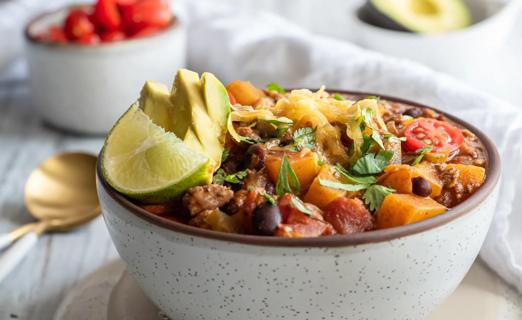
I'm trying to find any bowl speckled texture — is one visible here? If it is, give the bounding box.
[97,92,501,320]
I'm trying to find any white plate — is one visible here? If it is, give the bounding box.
[54,259,522,320]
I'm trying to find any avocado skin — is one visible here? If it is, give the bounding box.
[359,1,410,32]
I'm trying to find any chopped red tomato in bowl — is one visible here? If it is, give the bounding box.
[35,0,173,45]
[403,118,464,153]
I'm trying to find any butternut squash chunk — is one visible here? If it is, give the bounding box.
[445,164,485,188]
[226,80,264,106]
[265,150,320,193]
[382,162,442,197]
[376,194,446,229]
[304,165,346,208]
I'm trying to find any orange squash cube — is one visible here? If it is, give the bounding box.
[226,80,264,106]
[376,194,446,229]
[265,150,320,193]
[304,165,346,208]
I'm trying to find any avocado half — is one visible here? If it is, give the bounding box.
[361,0,471,34]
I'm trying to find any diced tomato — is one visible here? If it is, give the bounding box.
[323,198,374,235]
[94,0,121,31]
[275,194,332,237]
[116,0,138,11]
[48,26,68,43]
[76,33,100,44]
[64,9,96,40]
[100,30,126,42]
[121,0,172,34]
[129,26,162,38]
[239,190,263,233]
[404,118,464,153]
[227,89,237,105]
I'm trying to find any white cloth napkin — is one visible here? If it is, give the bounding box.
[1,0,521,294]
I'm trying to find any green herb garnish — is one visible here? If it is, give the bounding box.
[266,82,285,94]
[212,169,226,185]
[224,170,248,184]
[291,127,316,151]
[275,154,301,195]
[319,179,368,192]
[352,151,393,175]
[360,134,374,155]
[384,133,406,143]
[262,193,276,205]
[333,94,344,101]
[221,148,230,162]
[290,196,313,216]
[411,146,433,166]
[363,185,395,212]
[213,169,248,184]
[334,163,377,185]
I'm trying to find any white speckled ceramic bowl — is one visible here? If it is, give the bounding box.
[24,5,186,135]
[97,92,501,320]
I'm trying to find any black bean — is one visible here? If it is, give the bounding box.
[403,108,423,118]
[252,202,282,236]
[412,177,432,197]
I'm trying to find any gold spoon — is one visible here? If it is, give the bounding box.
[0,152,100,282]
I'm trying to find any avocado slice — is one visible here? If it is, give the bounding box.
[140,81,175,132]
[139,69,230,171]
[170,69,229,170]
[201,72,231,146]
[361,0,471,33]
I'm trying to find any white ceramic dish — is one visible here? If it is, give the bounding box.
[97,93,501,320]
[351,0,521,78]
[24,5,187,135]
[54,258,522,320]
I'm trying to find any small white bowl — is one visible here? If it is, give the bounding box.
[97,93,501,320]
[24,5,187,135]
[351,0,521,78]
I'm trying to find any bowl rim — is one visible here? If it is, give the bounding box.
[96,90,501,247]
[24,4,182,50]
[353,0,521,37]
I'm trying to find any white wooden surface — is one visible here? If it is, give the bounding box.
[0,83,117,320]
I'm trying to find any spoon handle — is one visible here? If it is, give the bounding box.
[0,232,38,283]
[0,223,37,251]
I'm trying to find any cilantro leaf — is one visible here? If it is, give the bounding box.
[384,133,406,143]
[411,146,433,166]
[360,107,374,129]
[224,170,248,184]
[352,151,393,175]
[363,185,395,212]
[292,127,316,151]
[213,169,226,185]
[334,164,377,185]
[290,196,313,216]
[371,130,385,150]
[266,82,285,94]
[221,148,230,162]
[275,154,301,195]
[262,193,276,205]
[333,94,344,101]
[264,118,293,126]
[360,134,374,155]
[319,179,368,192]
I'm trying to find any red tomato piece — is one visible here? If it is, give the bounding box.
[121,0,172,34]
[94,0,121,31]
[76,33,100,44]
[323,198,374,235]
[100,30,126,42]
[48,26,68,43]
[403,118,464,153]
[227,89,237,105]
[64,9,96,40]
[276,194,333,237]
[129,26,162,38]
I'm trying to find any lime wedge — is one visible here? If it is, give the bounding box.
[101,103,212,203]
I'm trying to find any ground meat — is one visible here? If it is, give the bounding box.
[255,96,276,109]
[436,165,478,207]
[182,184,234,216]
[243,169,273,193]
[236,126,261,141]
[223,189,248,215]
